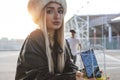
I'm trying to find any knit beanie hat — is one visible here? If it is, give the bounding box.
[27,0,67,24]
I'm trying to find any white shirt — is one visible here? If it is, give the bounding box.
[67,37,80,56]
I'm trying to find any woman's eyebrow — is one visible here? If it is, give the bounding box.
[58,6,63,9]
[46,7,54,9]
[58,7,63,10]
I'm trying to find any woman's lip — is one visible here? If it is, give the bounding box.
[53,21,60,25]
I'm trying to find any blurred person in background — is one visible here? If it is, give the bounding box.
[66,29,82,64]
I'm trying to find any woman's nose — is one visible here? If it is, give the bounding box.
[54,11,60,19]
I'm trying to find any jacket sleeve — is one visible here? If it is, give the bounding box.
[57,43,79,80]
[15,30,57,80]
[63,40,78,73]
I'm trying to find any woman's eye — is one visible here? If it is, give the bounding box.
[47,10,53,14]
[58,10,63,14]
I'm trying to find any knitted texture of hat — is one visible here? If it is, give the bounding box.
[28,0,67,24]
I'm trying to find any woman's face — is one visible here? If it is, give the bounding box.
[46,2,64,31]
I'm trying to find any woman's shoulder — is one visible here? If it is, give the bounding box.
[29,29,44,39]
[24,29,45,48]
[30,28,43,36]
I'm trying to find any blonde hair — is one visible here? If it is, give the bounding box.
[27,0,67,73]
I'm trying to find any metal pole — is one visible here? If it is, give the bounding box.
[87,15,90,42]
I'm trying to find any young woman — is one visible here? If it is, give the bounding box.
[15,0,83,80]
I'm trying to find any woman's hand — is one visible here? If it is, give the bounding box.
[76,71,84,80]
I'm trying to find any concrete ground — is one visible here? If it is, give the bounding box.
[0,50,120,80]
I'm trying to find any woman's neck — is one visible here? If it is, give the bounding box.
[48,30,55,40]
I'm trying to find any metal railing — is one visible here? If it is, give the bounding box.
[89,36,120,50]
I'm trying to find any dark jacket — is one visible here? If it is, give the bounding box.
[15,29,78,80]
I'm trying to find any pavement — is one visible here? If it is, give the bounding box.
[76,50,120,80]
[0,50,120,80]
